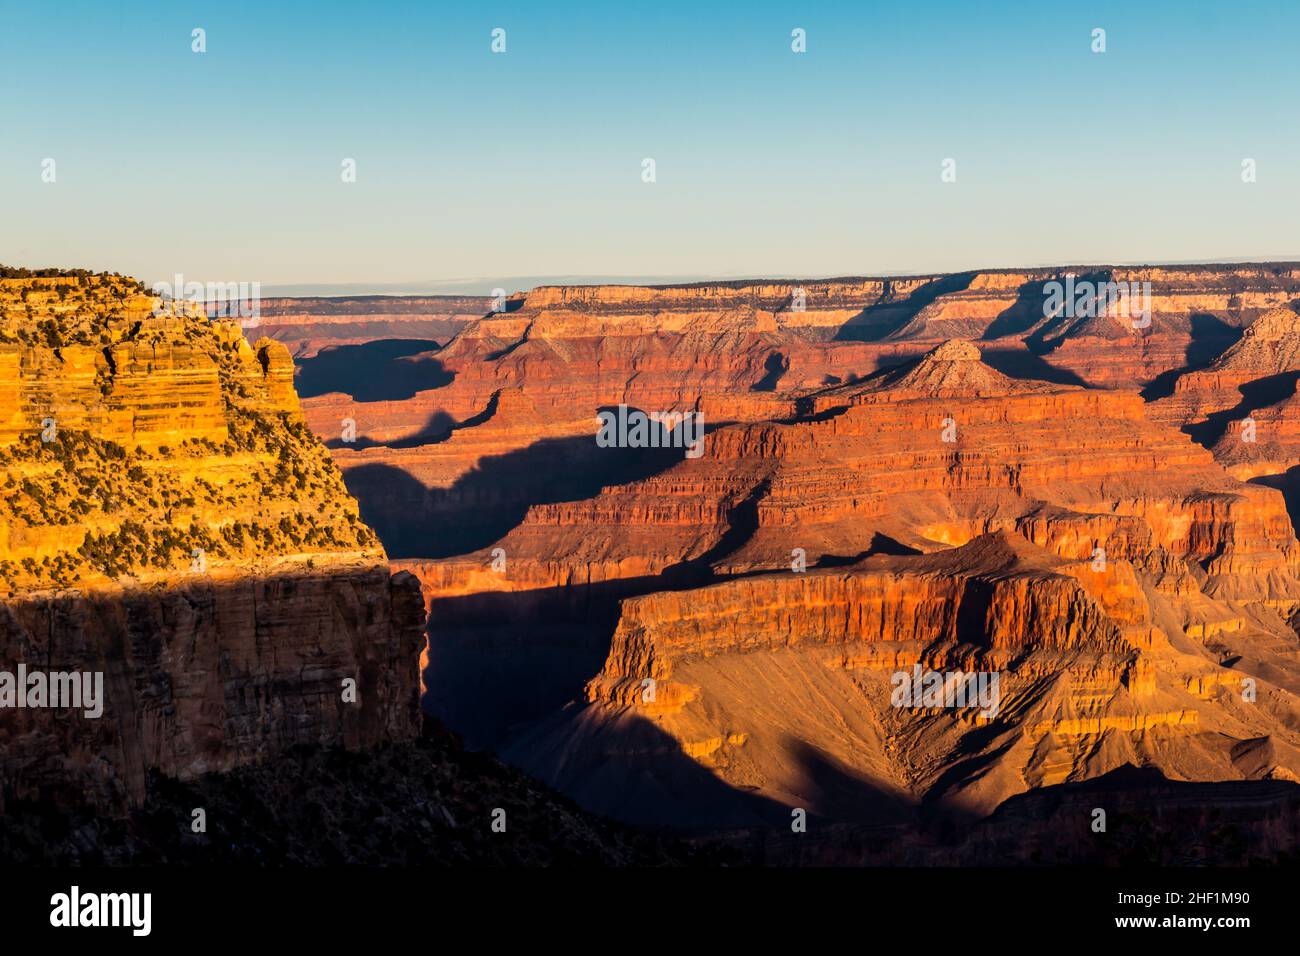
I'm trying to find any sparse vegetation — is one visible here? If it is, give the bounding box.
[0,273,377,593]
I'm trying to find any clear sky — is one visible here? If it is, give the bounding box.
[3,0,1299,293]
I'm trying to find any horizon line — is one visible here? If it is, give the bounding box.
[256,256,1300,299]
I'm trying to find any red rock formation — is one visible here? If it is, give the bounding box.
[248,294,490,358]
[303,267,1300,563]
[1147,308,1300,482]
[234,264,1300,832]
[1153,308,1300,423]
[400,334,1300,828]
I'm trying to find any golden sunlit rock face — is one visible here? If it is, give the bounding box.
[285,268,1300,833]
[0,273,422,811]
[0,275,381,591]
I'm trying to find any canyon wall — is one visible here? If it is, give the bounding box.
[298,264,1300,561]
[0,274,423,812]
[247,263,1300,835]
[285,266,1300,833]
[249,294,489,358]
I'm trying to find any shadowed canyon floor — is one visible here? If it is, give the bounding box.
[0,731,737,866]
[277,266,1300,855]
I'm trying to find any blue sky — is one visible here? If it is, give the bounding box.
[2,0,1299,292]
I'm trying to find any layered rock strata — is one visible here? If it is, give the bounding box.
[0,273,423,812]
[409,338,1300,828]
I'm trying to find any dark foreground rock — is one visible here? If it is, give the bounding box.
[0,727,741,866]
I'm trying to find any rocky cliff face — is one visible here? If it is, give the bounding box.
[249,294,489,359]
[340,296,1300,831]
[299,265,1300,560]
[0,273,423,812]
[261,263,1300,839]
[1148,307,1300,482]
